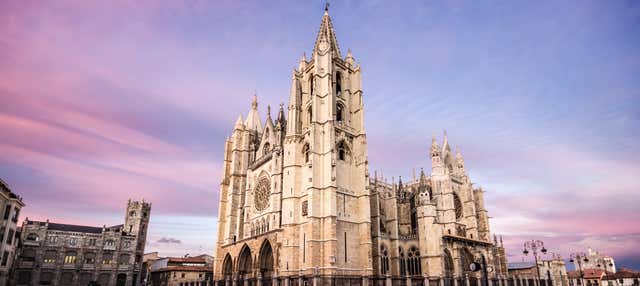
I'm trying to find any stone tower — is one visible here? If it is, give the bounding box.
[280,7,371,277]
[124,199,151,262]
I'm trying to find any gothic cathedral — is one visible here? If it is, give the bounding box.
[214,8,507,286]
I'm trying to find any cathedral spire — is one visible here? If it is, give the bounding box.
[312,6,341,57]
[430,137,441,158]
[442,130,451,153]
[245,94,263,132]
[234,115,245,130]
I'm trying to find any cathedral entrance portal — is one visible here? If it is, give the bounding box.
[222,254,233,285]
[238,245,253,282]
[259,240,275,286]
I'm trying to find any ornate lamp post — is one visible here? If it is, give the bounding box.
[569,252,588,286]
[523,240,547,283]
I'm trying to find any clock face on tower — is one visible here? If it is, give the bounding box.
[254,176,271,212]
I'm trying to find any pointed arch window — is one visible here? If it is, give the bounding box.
[337,141,349,161]
[263,143,270,156]
[399,247,406,276]
[303,143,310,163]
[407,246,422,276]
[336,71,342,97]
[453,193,463,220]
[309,74,314,97]
[336,103,344,123]
[380,245,390,274]
[307,106,313,125]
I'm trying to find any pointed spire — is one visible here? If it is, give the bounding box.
[252,94,258,110]
[312,6,341,57]
[298,53,307,70]
[245,94,263,132]
[430,137,441,157]
[277,103,286,123]
[442,129,451,153]
[345,48,355,66]
[455,146,465,171]
[234,115,244,130]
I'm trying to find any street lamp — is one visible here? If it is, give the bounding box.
[523,240,547,284]
[569,252,588,286]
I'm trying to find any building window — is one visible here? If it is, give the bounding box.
[47,236,57,244]
[84,252,96,264]
[263,143,270,156]
[406,246,422,276]
[102,252,113,264]
[308,106,313,124]
[335,71,342,97]
[43,250,56,263]
[64,251,77,264]
[11,207,19,222]
[336,104,344,122]
[302,200,308,216]
[68,237,77,246]
[104,239,115,248]
[87,238,96,246]
[0,227,5,243]
[26,233,39,241]
[453,193,463,220]
[309,75,314,97]
[337,141,348,161]
[21,248,36,262]
[380,245,390,274]
[3,205,10,220]
[399,247,406,276]
[6,229,14,244]
[1,251,8,266]
[303,143,310,163]
[182,273,186,278]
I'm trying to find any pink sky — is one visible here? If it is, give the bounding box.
[1,1,639,267]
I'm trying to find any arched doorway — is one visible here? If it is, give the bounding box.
[259,240,275,286]
[259,240,275,278]
[460,248,477,286]
[238,245,253,279]
[222,253,233,283]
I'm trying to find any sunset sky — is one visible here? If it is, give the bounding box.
[1,1,639,268]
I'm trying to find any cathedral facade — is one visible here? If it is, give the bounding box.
[214,8,507,286]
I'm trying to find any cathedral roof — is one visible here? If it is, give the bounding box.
[47,222,104,234]
[312,8,341,57]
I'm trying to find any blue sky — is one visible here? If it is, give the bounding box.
[1,0,639,268]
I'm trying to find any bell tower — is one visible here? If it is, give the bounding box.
[281,6,372,277]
